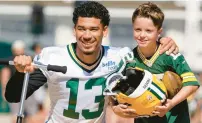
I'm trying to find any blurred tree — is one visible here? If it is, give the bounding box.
[0,41,12,113]
[31,4,44,35]
[0,42,12,69]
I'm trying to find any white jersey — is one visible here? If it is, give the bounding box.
[34,43,133,123]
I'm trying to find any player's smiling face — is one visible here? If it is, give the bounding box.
[133,17,162,48]
[74,17,108,55]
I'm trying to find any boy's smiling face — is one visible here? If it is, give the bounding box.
[133,17,162,48]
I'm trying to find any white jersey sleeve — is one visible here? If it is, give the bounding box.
[115,47,134,73]
[33,46,67,80]
[119,47,133,59]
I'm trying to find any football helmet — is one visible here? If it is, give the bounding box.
[104,67,167,117]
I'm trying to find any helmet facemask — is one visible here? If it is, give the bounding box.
[104,68,145,96]
[112,68,145,96]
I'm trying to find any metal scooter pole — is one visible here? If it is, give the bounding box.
[16,72,30,123]
[0,59,67,123]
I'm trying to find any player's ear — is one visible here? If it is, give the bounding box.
[103,26,108,37]
[73,26,76,36]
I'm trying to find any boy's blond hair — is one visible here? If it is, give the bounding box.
[132,2,164,30]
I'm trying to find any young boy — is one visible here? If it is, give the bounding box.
[133,2,199,123]
[111,2,199,123]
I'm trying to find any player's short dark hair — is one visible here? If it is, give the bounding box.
[132,2,164,30]
[73,1,110,27]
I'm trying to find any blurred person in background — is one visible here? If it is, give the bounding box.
[0,40,42,123]
[31,42,42,55]
[1,40,25,102]
[27,42,48,123]
[189,73,202,123]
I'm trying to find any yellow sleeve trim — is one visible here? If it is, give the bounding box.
[181,72,194,78]
[182,77,197,83]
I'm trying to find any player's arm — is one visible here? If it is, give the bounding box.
[5,54,47,103]
[5,69,47,103]
[159,37,179,55]
[154,54,199,117]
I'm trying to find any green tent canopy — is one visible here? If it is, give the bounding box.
[0,41,12,113]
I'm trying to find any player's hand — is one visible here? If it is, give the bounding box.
[159,37,179,55]
[13,55,35,73]
[152,99,174,117]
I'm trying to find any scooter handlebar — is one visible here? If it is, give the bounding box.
[0,59,67,74]
[0,59,11,65]
[47,65,67,74]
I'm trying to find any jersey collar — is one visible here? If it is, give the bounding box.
[67,43,104,73]
[137,45,160,67]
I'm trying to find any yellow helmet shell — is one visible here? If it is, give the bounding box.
[116,70,167,116]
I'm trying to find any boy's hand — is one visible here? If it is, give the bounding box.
[108,96,138,118]
[111,104,138,118]
[152,99,174,117]
[159,37,179,55]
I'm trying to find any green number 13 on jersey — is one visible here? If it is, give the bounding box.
[63,78,106,119]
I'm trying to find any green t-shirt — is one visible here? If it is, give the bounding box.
[0,41,11,113]
[129,46,199,123]
[0,84,10,113]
